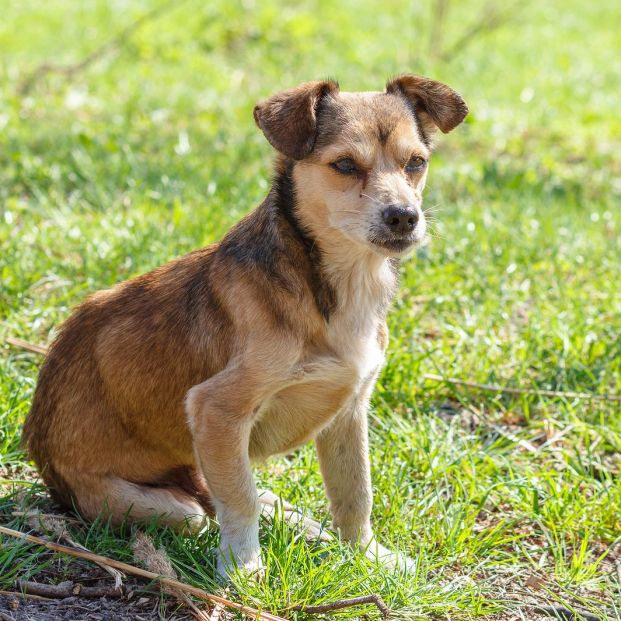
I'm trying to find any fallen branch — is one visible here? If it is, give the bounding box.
[532,604,602,621]
[21,508,124,590]
[16,579,122,600]
[0,588,49,601]
[6,337,48,356]
[292,594,390,619]
[18,0,187,94]
[438,0,521,61]
[0,525,286,621]
[12,511,80,524]
[423,374,621,402]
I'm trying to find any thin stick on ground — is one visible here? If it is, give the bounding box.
[12,511,80,524]
[423,373,621,402]
[18,0,189,94]
[0,525,286,621]
[438,0,522,61]
[20,508,124,590]
[6,337,48,356]
[16,580,123,600]
[291,594,390,620]
[0,588,50,602]
[531,604,602,621]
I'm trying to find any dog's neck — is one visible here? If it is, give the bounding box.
[273,159,397,324]
[321,238,397,335]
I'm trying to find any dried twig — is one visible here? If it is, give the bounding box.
[423,374,621,402]
[429,0,450,58]
[12,511,79,524]
[16,580,122,600]
[531,604,603,621]
[22,508,124,590]
[291,594,390,619]
[6,337,48,356]
[18,0,187,94]
[0,588,49,601]
[0,525,286,621]
[438,1,520,61]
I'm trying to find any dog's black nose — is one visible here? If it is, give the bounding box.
[382,205,419,235]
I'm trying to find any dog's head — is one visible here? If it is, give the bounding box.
[254,75,467,258]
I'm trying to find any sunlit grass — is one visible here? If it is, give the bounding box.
[1,0,620,619]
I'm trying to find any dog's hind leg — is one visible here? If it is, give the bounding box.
[72,475,209,533]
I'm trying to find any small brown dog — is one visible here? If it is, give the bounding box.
[24,74,467,577]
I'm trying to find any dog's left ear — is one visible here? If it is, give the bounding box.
[254,80,340,160]
[386,74,468,134]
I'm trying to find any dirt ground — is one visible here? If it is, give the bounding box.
[0,563,203,621]
[0,591,197,621]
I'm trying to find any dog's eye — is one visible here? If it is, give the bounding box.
[331,158,359,175]
[405,156,427,173]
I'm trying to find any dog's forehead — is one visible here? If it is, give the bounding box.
[317,91,421,149]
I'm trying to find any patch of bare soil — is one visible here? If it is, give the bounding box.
[0,591,196,621]
[0,564,207,621]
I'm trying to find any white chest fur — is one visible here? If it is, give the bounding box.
[324,251,395,384]
[249,252,395,460]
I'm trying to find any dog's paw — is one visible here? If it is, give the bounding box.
[363,538,416,573]
[216,541,263,581]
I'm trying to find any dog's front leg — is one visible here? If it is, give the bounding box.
[316,390,374,546]
[316,381,414,572]
[186,367,262,579]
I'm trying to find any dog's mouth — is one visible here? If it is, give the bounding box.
[370,237,415,252]
[368,234,420,255]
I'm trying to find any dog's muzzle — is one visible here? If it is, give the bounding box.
[370,203,423,253]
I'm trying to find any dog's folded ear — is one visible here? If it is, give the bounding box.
[254,80,339,160]
[386,74,468,135]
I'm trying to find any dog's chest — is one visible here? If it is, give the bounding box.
[325,306,385,385]
[249,327,383,461]
[249,267,390,461]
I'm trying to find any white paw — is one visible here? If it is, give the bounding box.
[364,538,416,573]
[216,530,263,580]
[216,547,263,580]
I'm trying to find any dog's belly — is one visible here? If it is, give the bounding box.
[249,380,355,460]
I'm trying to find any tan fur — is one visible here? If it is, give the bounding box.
[23,75,467,577]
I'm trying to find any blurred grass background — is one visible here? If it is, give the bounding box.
[1,1,620,619]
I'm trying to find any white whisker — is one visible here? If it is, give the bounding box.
[360,193,389,207]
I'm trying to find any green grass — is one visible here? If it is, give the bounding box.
[1,0,620,619]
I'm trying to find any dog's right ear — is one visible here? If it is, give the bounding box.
[386,74,468,135]
[253,80,339,160]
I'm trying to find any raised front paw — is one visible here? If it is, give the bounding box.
[363,538,416,573]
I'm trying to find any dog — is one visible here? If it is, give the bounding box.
[23,74,467,578]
